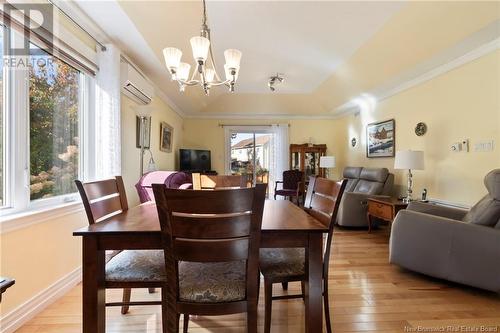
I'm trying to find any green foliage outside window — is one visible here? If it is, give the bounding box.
[29,49,80,200]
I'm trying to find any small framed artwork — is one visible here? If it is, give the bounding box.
[366,119,395,158]
[136,116,151,149]
[160,122,173,153]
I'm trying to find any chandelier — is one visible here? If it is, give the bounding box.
[162,0,242,95]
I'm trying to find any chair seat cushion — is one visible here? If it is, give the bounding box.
[259,248,305,279]
[106,250,166,282]
[275,189,298,197]
[179,261,246,303]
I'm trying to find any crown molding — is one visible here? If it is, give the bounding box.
[184,112,340,120]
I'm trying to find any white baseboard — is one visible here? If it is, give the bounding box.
[428,197,471,210]
[0,266,82,333]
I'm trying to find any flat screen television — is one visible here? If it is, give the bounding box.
[179,149,211,172]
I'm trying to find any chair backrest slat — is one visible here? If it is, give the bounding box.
[174,238,250,262]
[172,214,251,239]
[159,188,255,214]
[82,179,120,201]
[75,176,128,225]
[90,195,124,222]
[310,193,336,224]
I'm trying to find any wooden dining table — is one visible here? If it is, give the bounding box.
[73,199,328,333]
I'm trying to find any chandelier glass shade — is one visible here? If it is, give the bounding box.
[163,0,242,95]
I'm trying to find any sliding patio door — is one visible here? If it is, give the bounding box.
[224,125,289,196]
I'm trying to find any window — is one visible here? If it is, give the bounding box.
[1,25,93,215]
[227,129,276,195]
[29,44,81,201]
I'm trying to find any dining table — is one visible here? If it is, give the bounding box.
[73,199,328,333]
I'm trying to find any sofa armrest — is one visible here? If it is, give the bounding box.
[390,210,500,292]
[407,201,468,220]
[390,210,461,279]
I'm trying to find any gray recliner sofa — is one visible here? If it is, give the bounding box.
[336,167,394,227]
[390,169,500,292]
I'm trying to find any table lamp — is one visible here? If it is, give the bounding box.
[394,150,424,203]
[319,156,336,179]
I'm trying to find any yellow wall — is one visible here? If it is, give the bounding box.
[182,118,344,180]
[121,95,184,206]
[184,51,500,207]
[0,93,183,317]
[0,211,87,315]
[334,51,500,206]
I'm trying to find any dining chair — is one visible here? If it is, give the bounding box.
[274,170,304,205]
[152,183,266,333]
[260,176,347,333]
[75,176,166,315]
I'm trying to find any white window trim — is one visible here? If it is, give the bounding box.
[0,200,83,234]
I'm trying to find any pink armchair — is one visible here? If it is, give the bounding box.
[135,171,192,203]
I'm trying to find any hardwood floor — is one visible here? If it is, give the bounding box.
[16,227,500,333]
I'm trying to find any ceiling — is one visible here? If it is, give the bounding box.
[75,1,500,117]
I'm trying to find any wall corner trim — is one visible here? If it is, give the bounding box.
[0,266,82,333]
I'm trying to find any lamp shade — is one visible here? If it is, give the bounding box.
[394,150,424,170]
[163,47,182,71]
[135,105,153,118]
[205,68,215,83]
[177,62,191,81]
[190,36,210,61]
[224,64,239,81]
[320,156,336,168]
[224,49,242,69]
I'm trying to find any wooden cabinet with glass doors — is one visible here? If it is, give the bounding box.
[289,144,327,184]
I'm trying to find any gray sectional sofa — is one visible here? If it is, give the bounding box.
[390,169,500,292]
[337,167,394,227]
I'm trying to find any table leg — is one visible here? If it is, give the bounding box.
[82,237,106,333]
[305,233,323,333]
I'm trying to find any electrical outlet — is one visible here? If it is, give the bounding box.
[451,139,469,153]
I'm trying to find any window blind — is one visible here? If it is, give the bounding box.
[0,3,98,76]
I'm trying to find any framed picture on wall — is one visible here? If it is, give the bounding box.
[160,122,173,153]
[135,116,151,149]
[366,119,395,158]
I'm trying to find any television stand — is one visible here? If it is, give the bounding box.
[185,170,218,175]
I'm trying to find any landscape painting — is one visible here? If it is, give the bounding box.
[160,122,173,153]
[366,119,395,158]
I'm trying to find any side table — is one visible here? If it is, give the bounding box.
[366,197,408,233]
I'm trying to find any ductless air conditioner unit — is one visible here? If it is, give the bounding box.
[120,62,154,105]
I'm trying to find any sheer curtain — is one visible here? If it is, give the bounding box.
[271,124,289,186]
[94,44,121,179]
